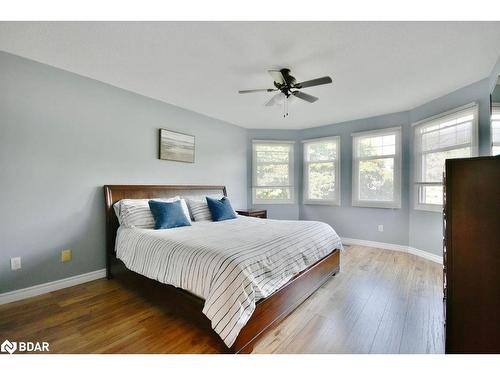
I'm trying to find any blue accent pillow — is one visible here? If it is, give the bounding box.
[206,196,237,222]
[148,200,192,229]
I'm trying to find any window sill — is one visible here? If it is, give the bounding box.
[303,200,340,206]
[414,204,443,213]
[252,200,296,205]
[352,201,401,209]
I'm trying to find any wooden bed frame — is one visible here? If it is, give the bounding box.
[104,184,341,353]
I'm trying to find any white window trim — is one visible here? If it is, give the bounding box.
[252,140,295,205]
[302,136,341,206]
[492,103,500,155]
[412,102,478,127]
[352,126,402,209]
[413,102,479,212]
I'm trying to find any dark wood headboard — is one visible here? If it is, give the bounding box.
[103,184,227,278]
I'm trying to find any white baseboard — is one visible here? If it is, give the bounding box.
[341,237,443,264]
[407,247,443,264]
[0,268,106,305]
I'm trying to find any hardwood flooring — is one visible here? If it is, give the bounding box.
[0,245,444,354]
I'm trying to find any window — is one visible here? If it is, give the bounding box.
[303,137,341,205]
[492,104,500,155]
[252,140,295,204]
[352,127,401,208]
[414,103,478,211]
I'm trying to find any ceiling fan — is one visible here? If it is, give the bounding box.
[238,68,333,117]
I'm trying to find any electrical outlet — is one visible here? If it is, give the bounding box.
[378,225,384,232]
[61,249,72,263]
[11,257,21,271]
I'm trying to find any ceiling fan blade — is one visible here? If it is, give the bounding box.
[294,76,332,89]
[264,93,284,106]
[239,88,276,94]
[268,70,285,84]
[292,91,319,103]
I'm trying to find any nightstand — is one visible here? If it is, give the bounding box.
[236,209,267,219]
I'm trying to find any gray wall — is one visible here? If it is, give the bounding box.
[0,52,248,293]
[492,84,500,102]
[489,55,500,93]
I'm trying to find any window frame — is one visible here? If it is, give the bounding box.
[492,103,500,156]
[252,140,295,205]
[302,136,341,206]
[352,126,402,209]
[413,102,479,212]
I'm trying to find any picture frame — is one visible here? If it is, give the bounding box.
[159,128,195,163]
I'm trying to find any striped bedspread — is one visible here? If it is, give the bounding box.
[115,216,342,347]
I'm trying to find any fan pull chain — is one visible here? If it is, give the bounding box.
[283,97,289,118]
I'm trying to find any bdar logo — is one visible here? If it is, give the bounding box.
[1,339,49,354]
[1,339,17,354]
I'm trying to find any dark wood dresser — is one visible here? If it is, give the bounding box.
[443,156,500,353]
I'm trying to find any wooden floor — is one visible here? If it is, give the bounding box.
[0,245,444,354]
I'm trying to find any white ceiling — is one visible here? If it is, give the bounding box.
[1,22,500,129]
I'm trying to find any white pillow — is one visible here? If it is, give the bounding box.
[182,194,224,218]
[186,199,212,221]
[114,197,191,228]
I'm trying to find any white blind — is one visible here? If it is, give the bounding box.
[304,139,338,162]
[415,106,476,154]
[355,132,396,158]
[492,105,500,155]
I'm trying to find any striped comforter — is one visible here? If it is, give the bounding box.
[115,216,342,347]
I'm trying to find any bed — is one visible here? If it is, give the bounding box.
[104,185,342,353]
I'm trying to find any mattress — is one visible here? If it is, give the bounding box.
[115,216,342,347]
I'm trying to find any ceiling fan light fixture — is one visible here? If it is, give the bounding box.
[238,68,333,117]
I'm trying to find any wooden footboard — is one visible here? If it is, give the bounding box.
[231,249,340,353]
